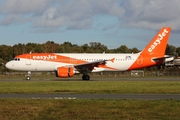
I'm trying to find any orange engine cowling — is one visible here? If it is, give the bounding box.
[56,67,75,78]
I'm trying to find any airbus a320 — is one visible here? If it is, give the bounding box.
[6,27,171,80]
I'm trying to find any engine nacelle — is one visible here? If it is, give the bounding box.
[56,67,75,78]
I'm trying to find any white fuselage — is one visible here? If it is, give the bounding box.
[6,53,140,72]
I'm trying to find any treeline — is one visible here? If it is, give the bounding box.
[0,41,180,63]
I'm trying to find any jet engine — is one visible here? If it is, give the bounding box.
[56,67,75,78]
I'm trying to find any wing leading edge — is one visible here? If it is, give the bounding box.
[74,58,115,73]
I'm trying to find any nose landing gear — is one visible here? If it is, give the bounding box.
[25,71,31,80]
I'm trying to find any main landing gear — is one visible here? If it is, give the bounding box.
[82,74,90,80]
[25,71,31,80]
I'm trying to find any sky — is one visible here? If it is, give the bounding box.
[0,0,180,50]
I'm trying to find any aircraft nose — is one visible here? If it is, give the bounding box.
[5,62,13,69]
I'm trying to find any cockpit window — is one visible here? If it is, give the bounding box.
[13,58,20,61]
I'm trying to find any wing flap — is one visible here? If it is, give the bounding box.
[74,58,115,73]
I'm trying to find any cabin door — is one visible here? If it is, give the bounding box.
[26,55,31,65]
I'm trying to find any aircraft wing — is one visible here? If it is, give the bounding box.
[73,58,115,73]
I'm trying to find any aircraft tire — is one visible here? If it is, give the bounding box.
[26,76,31,80]
[82,75,90,80]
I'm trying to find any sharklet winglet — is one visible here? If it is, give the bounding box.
[110,58,115,63]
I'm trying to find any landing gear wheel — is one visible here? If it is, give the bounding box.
[82,75,90,80]
[26,76,31,80]
[26,71,31,80]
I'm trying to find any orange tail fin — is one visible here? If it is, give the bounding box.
[128,27,171,70]
[141,27,171,57]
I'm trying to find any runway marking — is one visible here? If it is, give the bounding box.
[32,97,77,100]
[1,94,180,100]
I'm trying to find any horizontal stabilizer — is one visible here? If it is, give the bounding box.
[152,55,174,62]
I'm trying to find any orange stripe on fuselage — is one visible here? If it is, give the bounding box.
[16,53,88,64]
[16,53,118,70]
[98,64,118,70]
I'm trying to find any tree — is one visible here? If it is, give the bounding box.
[81,44,92,53]
[89,42,108,53]
[115,45,131,53]
[26,43,43,53]
[0,45,13,61]
[165,44,177,57]
[130,47,140,53]
[43,41,59,53]
[12,43,26,56]
[1,40,180,65]
[176,47,180,57]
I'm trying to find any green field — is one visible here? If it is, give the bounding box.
[0,99,180,120]
[0,79,180,94]
[0,76,180,119]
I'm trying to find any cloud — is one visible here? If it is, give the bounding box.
[0,0,53,14]
[0,0,180,31]
[33,0,125,29]
[0,0,56,26]
[120,0,180,30]
[0,0,124,29]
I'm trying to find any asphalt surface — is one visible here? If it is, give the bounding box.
[1,77,180,82]
[0,94,180,100]
[0,77,180,100]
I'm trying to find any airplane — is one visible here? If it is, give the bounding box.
[6,27,171,80]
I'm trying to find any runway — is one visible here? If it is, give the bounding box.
[0,77,180,100]
[1,77,180,82]
[0,94,180,100]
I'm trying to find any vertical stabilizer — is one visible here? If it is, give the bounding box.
[141,27,171,57]
[128,27,171,70]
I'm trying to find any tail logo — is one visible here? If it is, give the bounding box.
[148,28,169,53]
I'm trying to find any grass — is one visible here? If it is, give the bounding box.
[0,80,180,94]
[0,99,180,120]
[0,76,180,119]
